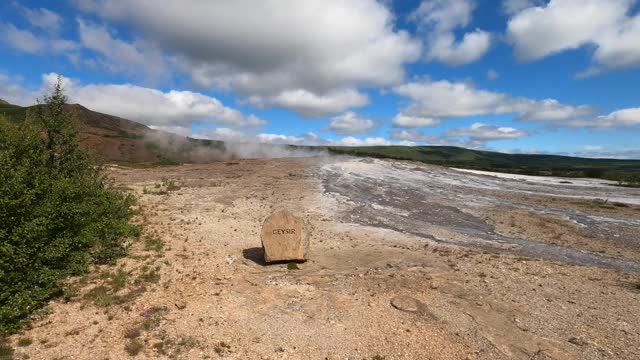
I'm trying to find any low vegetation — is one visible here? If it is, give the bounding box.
[16,338,32,347]
[144,234,164,253]
[214,341,231,355]
[142,178,181,195]
[124,339,144,356]
[0,339,13,360]
[0,79,140,335]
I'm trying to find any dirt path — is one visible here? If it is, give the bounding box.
[8,157,640,359]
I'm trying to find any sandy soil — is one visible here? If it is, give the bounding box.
[7,157,640,360]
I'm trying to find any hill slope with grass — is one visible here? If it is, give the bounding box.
[0,100,226,165]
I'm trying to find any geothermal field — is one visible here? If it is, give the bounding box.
[10,156,640,359]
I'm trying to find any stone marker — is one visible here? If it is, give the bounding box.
[261,209,308,263]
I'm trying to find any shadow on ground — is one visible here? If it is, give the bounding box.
[242,247,266,266]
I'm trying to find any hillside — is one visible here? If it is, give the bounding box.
[328,145,640,182]
[0,101,226,164]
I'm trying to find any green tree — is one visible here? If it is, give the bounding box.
[0,77,140,335]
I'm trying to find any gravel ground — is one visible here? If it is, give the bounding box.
[8,157,640,360]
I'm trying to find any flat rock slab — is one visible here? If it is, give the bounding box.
[261,209,309,263]
[390,296,423,312]
[390,296,438,320]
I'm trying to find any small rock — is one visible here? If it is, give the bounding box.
[390,296,423,312]
[568,336,589,346]
[225,255,236,265]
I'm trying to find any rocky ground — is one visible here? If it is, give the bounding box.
[7,157,640,359]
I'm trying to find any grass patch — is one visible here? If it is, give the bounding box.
[161,178,180,191]
[0,339,13,360]
[84,285,123,307]
[152,340,169,355]
[124,340,144,356]
[143,235,164,253]
[62,285,79,303]
[157,157,180,166]
[135,266,161,285]
[142,178,180,196]
[140,308,166,331]
[287,262,300,270]
[124,327,141,339]
[110,269,129,291]
[16,338,32,347]
[178,336,198,348]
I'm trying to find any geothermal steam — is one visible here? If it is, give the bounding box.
[144,130,327,163]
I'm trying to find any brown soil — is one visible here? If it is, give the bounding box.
[8,158,640,360]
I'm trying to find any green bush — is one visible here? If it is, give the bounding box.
[0,78,139,335]
[617,173,640,187]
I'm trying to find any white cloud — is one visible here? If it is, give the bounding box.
[507,0,640,74]
[412,0,474,31]
[0,73,36,106]
[255,133,305,145]
[446,122,530,140]
[21,6,63,33]
[390,129,436,142]
[74,0,421,116]
[390,129,485,148]
[303,132,322,144]
[77,19,167,80]
[2,23,47,54]
[412,0,491,65]
[1,22,80,56]
[518,99,595,121]
[52,39,80,52]
[41,73,266,128]
[326,112,374,135]
[562,108,640,129]
[194,129,407,147]
[591,14,640,72]
[426,29,491,66]
[392,113,439,128]
[393,79,595,122]
[487,69,499,80]
[332,136,392,146]
[583,145,604,151]
[249,88,369,118]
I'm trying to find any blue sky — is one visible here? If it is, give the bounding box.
[1,0,640,158]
